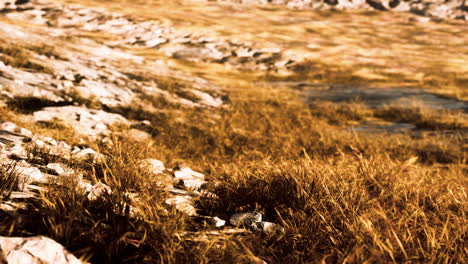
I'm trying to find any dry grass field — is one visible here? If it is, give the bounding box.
[0,0,467,263]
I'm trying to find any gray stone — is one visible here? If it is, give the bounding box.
[7,145,28,160]
[17,167,45,185]
[229,211,263,227]
[76,181,93,195]
[0,130,30,146]
[71,148,102,162]
[257,221,285,234]
[213,0,468,20]
[190,90,224,107]
[0,122,17,132]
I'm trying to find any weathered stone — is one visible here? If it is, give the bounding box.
[19,128,33,138]
[190,90,224,107]
[165,195,197,216]
[71,148,105,163]
[0,236,83,264]
[76,181,93,194]
[229,212,263,227]
[17,166,45,185]
[256,221,285,234]
[0,122,17,132]
[214,0,467,20]
[209,216,226,227]
[46,163,66,175]
[87,182,112,201]
[177,178,206,190]
[34,106,130,139]
[139,159,165,175]
[0,130,30,146]
[173,167,205,180]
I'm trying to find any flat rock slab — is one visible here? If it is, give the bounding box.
[33,106,130,138]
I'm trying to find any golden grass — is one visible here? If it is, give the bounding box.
[0,83,466,262]
[0,39,54,73]
[0,163,24,200]
[0,1,466,263]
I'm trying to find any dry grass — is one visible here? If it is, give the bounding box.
[200,156,467,263]
[0,81,466,263]
[0,163,24,200]
[376,105,468,131]
[0,39,54,73]
[0,0,466,263]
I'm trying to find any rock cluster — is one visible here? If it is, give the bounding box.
[0,120,282,262]
[0,121,105,209]
[0,0,304,74]
[0,0,230,143]
[216,0,468,20]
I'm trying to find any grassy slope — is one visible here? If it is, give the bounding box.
[0,0,467,263]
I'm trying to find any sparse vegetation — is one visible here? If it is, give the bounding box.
[2,85,466,263]
[0,162,23,200]
[0,0,466,263]
[0,40,54,73]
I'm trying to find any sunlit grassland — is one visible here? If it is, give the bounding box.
[60,0,468,100]
[0,1,466,263]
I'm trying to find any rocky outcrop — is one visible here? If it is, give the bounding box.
[216,0,468,20]
[33,106,131,139]
[0,0,301,75]
[0,236,83,264]
[0,0,231,145]
[0,120,282,259]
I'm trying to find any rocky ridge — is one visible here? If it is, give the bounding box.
[215,0,468,20]
[1,0,306,76]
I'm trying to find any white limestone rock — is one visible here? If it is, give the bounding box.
[256,221,285,234]
[0,121,17,132]
[0,236,83,264]
[173,167,205,181]
[165,195,197,216]
[71,148,105,163]
[209,216,226,227]
[87,182,112,201]
[33,106,130,139]
[177,178,206,190]
[46,163,66,175]
[139,159,165,175]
